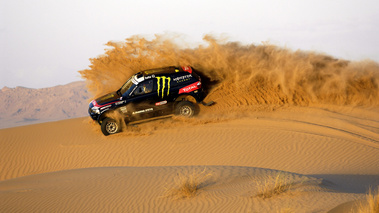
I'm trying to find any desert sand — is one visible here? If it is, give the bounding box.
[1,35,379,212]
[1,104,378,212]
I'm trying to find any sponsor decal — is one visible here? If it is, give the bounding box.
[100,105,112,110]
[144,74,155,80]
[91,100,99,107]
[173,74,192,82]
[182,66,192,73]
[179,81,201,94]
[155,100,167,106]
[156,76,171,98]
[92,99,119,108]
[115,101,125,105]
[132,108,153,115]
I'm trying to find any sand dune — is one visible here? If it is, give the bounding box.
[2,35,379,212]
[0,166,359,213]
[1,105,378,212]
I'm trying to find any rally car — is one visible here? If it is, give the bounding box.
[88,66,212,135]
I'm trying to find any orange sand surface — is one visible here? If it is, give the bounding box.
[0,105,378,212]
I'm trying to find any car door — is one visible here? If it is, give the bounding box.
[126,79,160,120]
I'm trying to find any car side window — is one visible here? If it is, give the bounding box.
[133,80,154,96]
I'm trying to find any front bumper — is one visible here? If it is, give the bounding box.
[88,102,99,120]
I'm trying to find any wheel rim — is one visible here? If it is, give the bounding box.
[180,105,193,116]
[106,121,118,134]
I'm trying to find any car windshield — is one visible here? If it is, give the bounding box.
[119,77,134,95]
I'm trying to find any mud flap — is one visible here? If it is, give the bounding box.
[201,101,215,106]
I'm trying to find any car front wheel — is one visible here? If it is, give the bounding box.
[101,117,120,136]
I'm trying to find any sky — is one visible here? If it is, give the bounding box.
[1,0,378,88]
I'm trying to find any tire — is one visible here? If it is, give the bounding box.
[101,117,120,136]
[175,101,196,117]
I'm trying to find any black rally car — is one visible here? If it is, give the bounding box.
[88,66,212,135]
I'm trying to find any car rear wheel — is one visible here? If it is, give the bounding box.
[175,101,196,117]
[101,117,120,136]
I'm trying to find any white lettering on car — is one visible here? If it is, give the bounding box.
[173,74,192,82]
[155,100,167,106]
[182,85,197,92]
[115,101,125,105]
[100,105,112,110]
[132,108,153,115]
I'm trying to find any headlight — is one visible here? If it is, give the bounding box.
[89,100,100,114]
[91,107,100,114]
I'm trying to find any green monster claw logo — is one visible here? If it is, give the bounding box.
[156,76,171,98]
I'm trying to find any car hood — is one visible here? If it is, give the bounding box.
[95,91,121,105]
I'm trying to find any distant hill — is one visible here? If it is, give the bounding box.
[0,81,90,129]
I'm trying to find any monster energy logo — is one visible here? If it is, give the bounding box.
[156,76,171,98]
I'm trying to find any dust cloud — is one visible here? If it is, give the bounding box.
[79,34,379,108]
